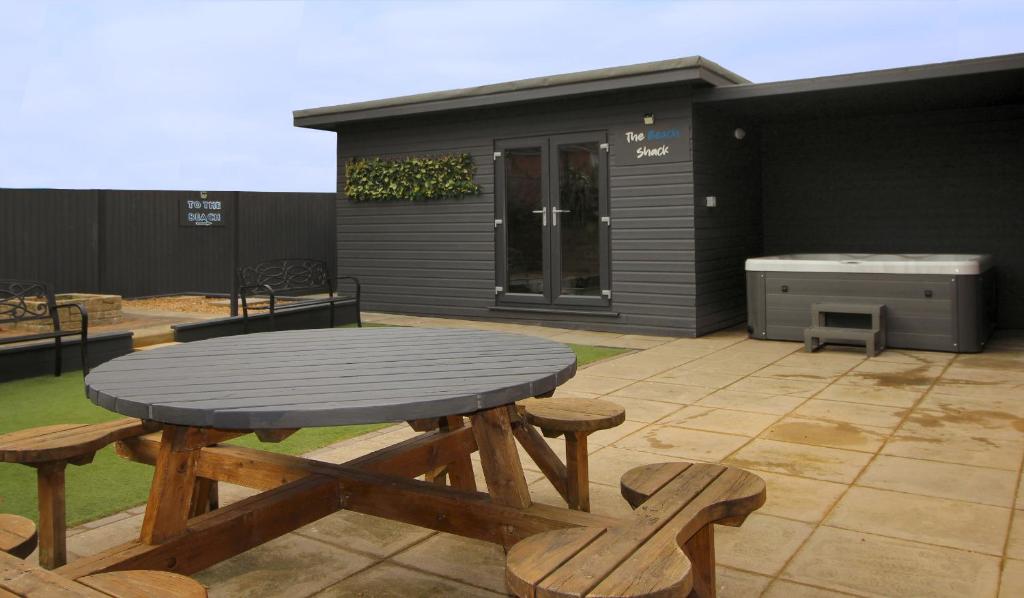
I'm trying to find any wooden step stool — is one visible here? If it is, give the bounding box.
[517,397,625,512]
[804,302,887,357]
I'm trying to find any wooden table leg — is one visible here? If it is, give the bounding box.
[683,524,716,598]
[564,431,590,512]
[188,478,219,517]
[441,416,477,492]
[35,461,67,569]
[470,406,531,509]
[140,426,202,544]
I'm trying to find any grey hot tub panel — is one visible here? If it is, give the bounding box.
[746,270,994,353]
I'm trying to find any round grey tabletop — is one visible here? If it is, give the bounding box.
[84,327,577,429]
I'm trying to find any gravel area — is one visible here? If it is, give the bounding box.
[123,295,235,315]
[123,295,293,316]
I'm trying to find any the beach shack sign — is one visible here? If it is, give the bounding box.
[179,193,225,227]
[614,120,687,165]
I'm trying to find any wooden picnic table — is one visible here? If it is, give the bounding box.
[60,327,596,579]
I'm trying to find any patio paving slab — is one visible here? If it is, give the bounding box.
[726,439,873,484]
[760,418,889,452]
[614,423,750,462]
[883,416,1024,470]
[1001,559,1024,598]
[790,399,907,430]
[650,368,748,389]
[696,389,806,415]
[717,566,772,597]
[727,375,831,398]
[814,383,922,408]
[825,486,1011,555]
[295,510,435,559]
[857,454,1019,507]
[608,380,714,404]
[315,562,503,597]
[194,534,376,598]
[584,445,684,487]
[601,394,683,423]
[747,470,847,524]
[391,534,507,594]
[1007,510,1024,560]
[762,579,858,597]
[714,512,815,576]
[661,405,780,437]
[782,526,1001,598]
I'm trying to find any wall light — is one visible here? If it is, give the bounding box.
[733,127,746,140]
[643,113,655,126]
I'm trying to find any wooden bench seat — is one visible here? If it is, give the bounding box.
[0,514,38,560]
[506,462,765,598]
[517,397,625,512]
[1,551,207,597]
[0,419,158,569]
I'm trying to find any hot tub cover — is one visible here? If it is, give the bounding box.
[745,254,992,275]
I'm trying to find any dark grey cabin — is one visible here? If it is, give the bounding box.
[295,53,1024,337]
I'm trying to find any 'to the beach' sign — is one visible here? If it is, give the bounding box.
[615,120,687,165]
[179,193,225,227]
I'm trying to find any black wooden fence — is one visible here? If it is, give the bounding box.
[0,188,335,298]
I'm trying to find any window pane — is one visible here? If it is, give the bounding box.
[505,147,544,294]
[558,142,600,296]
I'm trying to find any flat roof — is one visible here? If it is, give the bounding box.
[696,52,1024,103]
[293,56,748,130]
[294,52,1024,130]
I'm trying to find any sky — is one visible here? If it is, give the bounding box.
[1,0,1021,193]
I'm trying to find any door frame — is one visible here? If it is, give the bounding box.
[494,131,611,309]
[494,136,552,305]
[548,131,610,308]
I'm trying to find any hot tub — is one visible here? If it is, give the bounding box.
[745,254,995,352]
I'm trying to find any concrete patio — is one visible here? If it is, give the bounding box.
[59,314,1024,597]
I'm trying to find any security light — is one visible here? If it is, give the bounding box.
[734,128,746,140]
[643,113,655,125]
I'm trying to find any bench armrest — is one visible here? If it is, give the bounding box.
[54,302,88,337]
[239,284,277,316]
[335,276,361,299]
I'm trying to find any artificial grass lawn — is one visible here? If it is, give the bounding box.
[0,343,626,526]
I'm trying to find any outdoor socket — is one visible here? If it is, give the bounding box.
[705,196,717,208]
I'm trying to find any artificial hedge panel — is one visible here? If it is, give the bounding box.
[345,153,481,201]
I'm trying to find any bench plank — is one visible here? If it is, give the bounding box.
[0,419,155,464]
[519,397,625,434]
[78,571,207,598]
[0,515,37,559]
[0,552,107,596]
[506,463,766,598]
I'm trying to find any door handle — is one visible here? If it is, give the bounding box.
[531,208,547,226]
[551,208,570,226]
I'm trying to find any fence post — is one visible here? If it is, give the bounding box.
[96,189,106,293]
[230,191,240,316]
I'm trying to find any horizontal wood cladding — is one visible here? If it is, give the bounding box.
[762,104,1024,327]
[692,105,763,335]
[337,87,697,335]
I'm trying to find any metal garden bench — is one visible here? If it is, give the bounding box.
[1,280,89,376]
[236,258,361,332]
